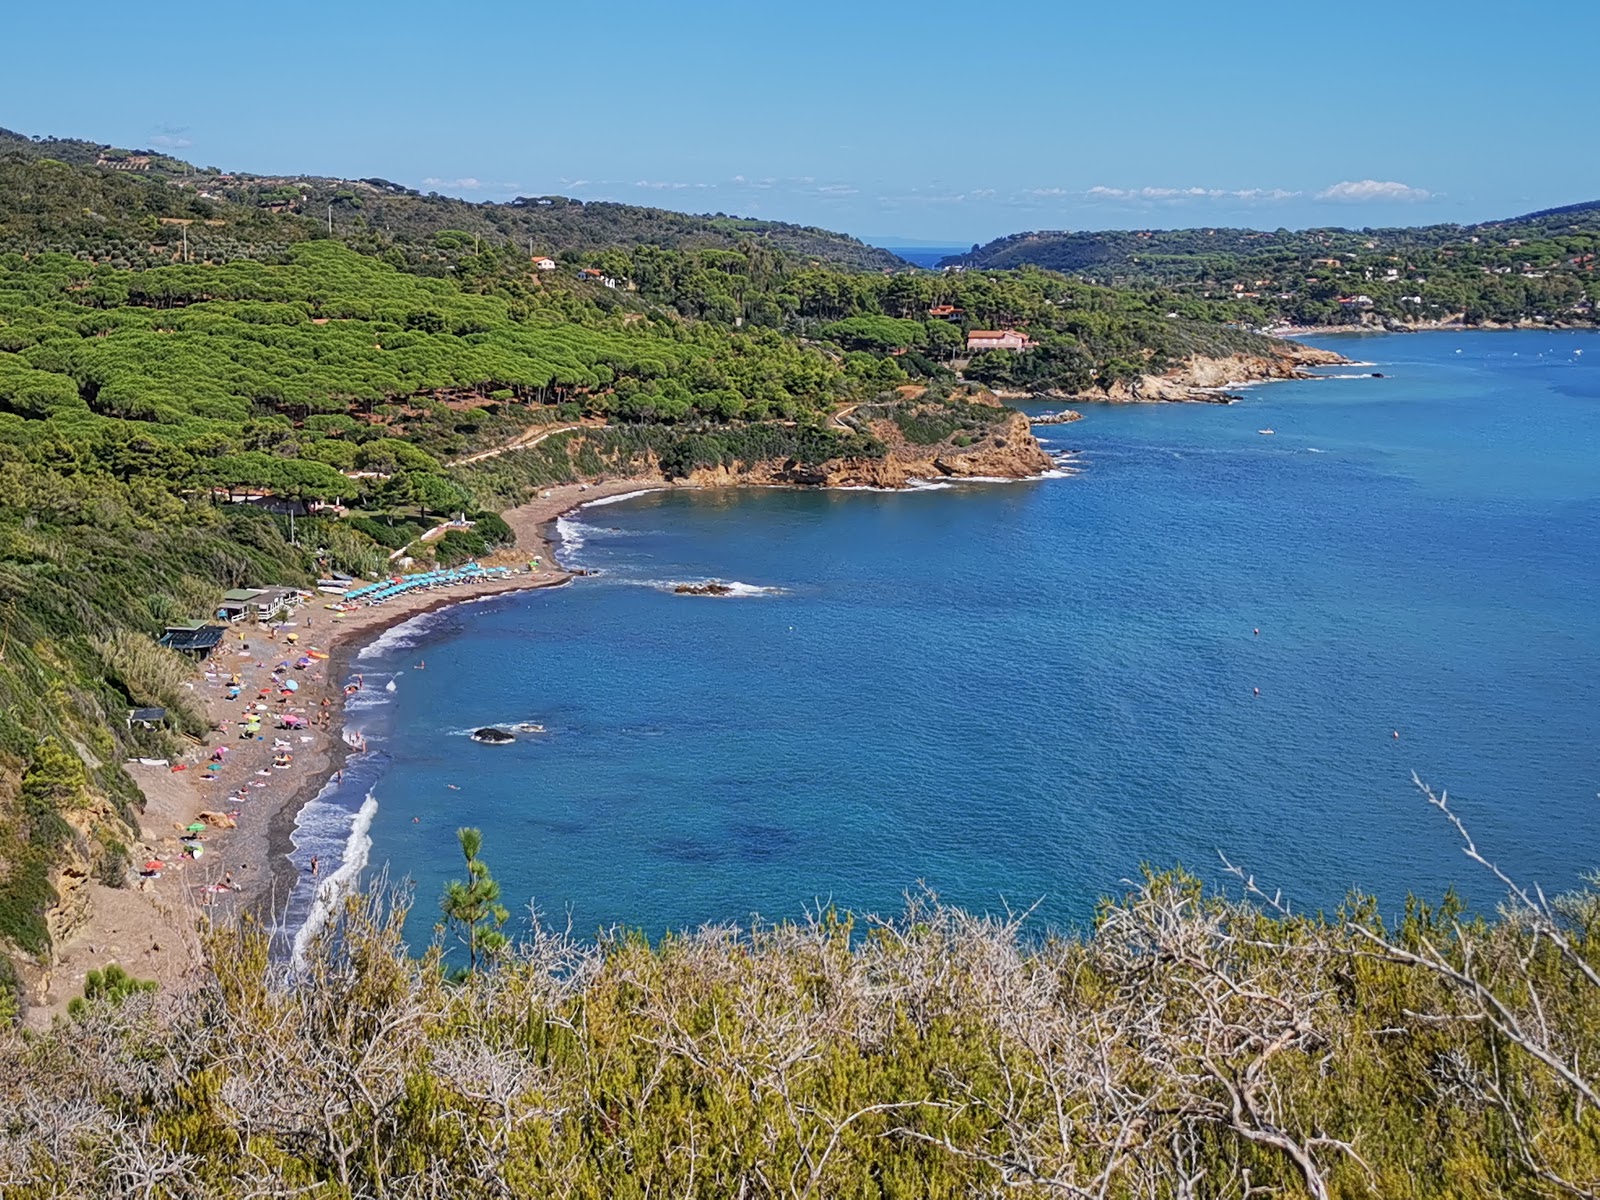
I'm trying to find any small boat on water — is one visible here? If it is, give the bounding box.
[471,727,515,745]
[1257,428,1276,435]
[512,722,546,734]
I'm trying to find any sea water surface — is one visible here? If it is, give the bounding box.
[288,331,1600,950]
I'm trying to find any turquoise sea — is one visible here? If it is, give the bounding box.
[282,331,1600,955]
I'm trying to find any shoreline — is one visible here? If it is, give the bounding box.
[253,477,670,948]
[48,448,1083,1021]
[35,370,1310,1018]
[28,477,660,1025]
[1275,321,1600,338]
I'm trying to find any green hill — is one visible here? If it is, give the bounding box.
[943,204,1600,327]
[0,126,905,272]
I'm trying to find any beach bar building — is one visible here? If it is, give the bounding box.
[217,586,306,623]
[158,622,225,659]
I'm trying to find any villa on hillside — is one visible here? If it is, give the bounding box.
[966,330,1032,352]
[532,256,557,270]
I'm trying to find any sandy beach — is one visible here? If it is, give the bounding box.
[25,476,665,1026]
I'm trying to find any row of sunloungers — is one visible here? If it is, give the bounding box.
[341,563,513,606]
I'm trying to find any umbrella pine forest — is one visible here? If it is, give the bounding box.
[0,137,1596,1197]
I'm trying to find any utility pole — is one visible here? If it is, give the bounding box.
[327,202,333,234]
[182,224,189,263]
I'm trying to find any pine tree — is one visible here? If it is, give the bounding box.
[440,827,509,974]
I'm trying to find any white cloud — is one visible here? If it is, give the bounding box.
[1316,179,1432,203]
[149,134,192,150]
[422,177,522,193]
[1081,185,1301,202]
[632,179,713,190]
[817,183,858,195]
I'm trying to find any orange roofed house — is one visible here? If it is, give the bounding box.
[966,329,1032,352]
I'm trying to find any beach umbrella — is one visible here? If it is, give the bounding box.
[283,679,300,692]
[143,860,165,871]
[186,822,207,832]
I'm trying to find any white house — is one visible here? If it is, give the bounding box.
[532,256,557,271]
[966,330,1032,352]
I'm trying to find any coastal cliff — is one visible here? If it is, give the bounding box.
[684,409,1054,490]
[1067,343,1351,404]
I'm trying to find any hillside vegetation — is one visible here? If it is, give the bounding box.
[0,132,1340,988]
[1,800,1598,1197]
[0,127,906,273]
[946,204,1600,327]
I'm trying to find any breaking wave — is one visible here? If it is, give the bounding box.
[357,611,444,660]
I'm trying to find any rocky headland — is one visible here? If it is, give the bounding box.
[1059,343,1352,404]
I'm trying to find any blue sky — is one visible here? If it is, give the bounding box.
[4,0,1596,244]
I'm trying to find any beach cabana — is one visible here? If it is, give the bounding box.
[127,706,167,729]
[159,624,226,659]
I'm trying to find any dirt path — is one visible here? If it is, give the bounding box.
[449,421,593,468]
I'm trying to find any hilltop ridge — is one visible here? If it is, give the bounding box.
[941,203,1600,327]
[0,126,906,272]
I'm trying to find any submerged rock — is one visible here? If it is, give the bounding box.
[674,581,735,596]
[471,727,515,744]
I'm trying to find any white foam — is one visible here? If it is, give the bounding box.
[343,685,395,713]
[289,789,379,968]
[448,718,549,736]
[580,487,666,509]
[905,479,956,491]
[641,578,785,597]
[357,611,442,660]
[554,515,585,550]
[721,581,782,597]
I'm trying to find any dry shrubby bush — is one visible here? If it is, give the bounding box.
[0,780,1596,1198]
